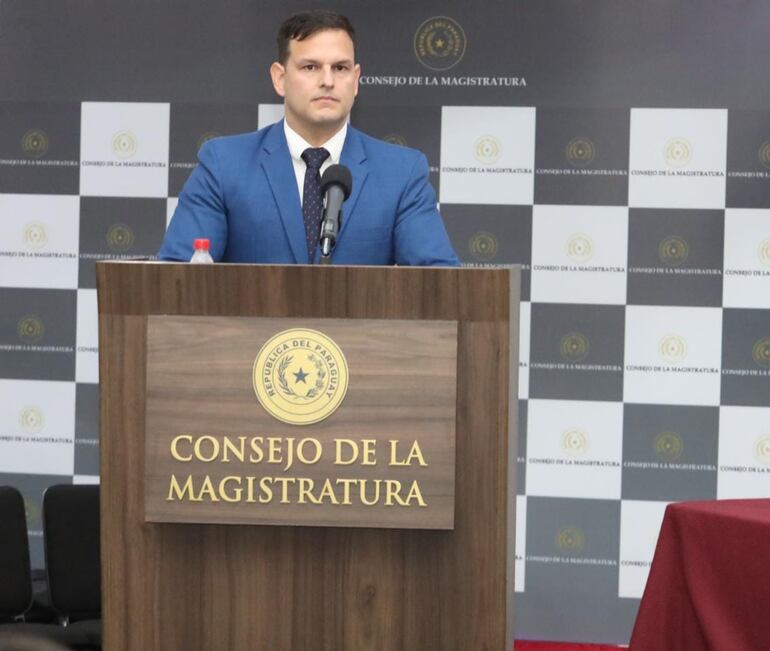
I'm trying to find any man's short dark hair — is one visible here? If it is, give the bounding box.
[277,11,356,64]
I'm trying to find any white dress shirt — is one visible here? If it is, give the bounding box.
[283,120,348,204]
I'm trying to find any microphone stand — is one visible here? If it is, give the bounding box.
[316,165,352,265]
[318,210,341,265]
[319,236,334,265]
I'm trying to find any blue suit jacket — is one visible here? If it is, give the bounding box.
[158,121,459,266]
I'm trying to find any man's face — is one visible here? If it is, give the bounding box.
[270,29,360,140]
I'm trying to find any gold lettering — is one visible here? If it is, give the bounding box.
[405,440,427,466]
[296,438,322,465]
[283,437,294,471]
[405,480,427,507]
[335,438,358,465]
[337,478,355,504]
[389,440,406,466]
[258,477,273,504]
[198,475,219,501]
[170,435,193,462]
[268,437,283,465]
[166,474,199,501]
[297,478,320,504]
[359,479,381,506]
[249,437,264,463]
[384,479,407,506]
[219,476,243,502]
[318,478,339,504]
[162,475,430,506]
[273,477,295,503]
[222,437,246,463]
[361,439,377,465]
[389,439,428,466]
[194,436,220,463]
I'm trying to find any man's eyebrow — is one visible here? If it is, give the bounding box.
[295,57,354,66]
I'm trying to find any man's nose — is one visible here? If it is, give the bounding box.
[320,65,335,87]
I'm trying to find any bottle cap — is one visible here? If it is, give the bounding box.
[193,238,210,250]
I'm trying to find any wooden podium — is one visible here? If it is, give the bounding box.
[97,262,519,651]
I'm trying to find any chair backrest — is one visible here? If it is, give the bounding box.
[0,486,33,619]
[42,485,100,620]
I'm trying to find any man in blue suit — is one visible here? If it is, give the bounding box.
[159,10,459,266]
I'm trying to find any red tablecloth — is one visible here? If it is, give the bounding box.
[629,499,770,651]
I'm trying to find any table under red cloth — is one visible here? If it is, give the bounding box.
[629,499,770,650]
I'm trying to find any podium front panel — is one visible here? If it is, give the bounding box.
[98,262,519,651]
[145,316,457,530]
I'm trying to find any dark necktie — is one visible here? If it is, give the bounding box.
[301,147,330,261]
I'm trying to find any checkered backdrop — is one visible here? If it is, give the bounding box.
[2,0,770,644]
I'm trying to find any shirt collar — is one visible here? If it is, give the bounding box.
[284,119,348,166]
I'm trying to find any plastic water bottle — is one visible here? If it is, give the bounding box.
[190,238,214,263]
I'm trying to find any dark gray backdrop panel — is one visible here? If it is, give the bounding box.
[3,1,770,107]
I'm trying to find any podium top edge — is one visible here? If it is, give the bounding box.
[95,261,520,319]
[95,259,521,272]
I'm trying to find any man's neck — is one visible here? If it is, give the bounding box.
[284,115,345,147]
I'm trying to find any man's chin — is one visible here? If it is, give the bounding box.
[309,112,347,128]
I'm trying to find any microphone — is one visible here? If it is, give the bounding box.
[318,164,353,263]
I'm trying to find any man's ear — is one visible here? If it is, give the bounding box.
[270,62,286,97]
[353,63,361,97]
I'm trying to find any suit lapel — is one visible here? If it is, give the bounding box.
[260,122,306,264]
[338,127,369,243]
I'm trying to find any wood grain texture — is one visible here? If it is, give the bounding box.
[97,262,519,651]
[144,316,457,529]
[506,265,522,651]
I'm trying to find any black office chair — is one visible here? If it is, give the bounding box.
[0,486,33,623]
[42,485,101,648]
[0,486,93,649]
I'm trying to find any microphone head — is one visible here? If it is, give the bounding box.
[320,164,353,200]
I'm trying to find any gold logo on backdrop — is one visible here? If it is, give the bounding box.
[755,436,770,464]
[20,407,44,434]
[112,130,137,158]
[752,337,770,368]
[664,138,692,167]
[18,315,44,343]
[562,428,589,456]
[556,527,585,552]
[566,233,594,263]
[654,431,683,461]
[758,239,770,266]
[469,231,498,261]
[253,329,349,425]
[658,236,689,266]
[382,134,408,147]
[565,137,596,167]
[21,129,49,158]
[560,332,590,361]
[106,224,135,252]
[196,131,220,151]
[659,334,687,363]
[758,141,770,169]
[24,223,48,249]
[474,135,501,164]
[414,16,466,71]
